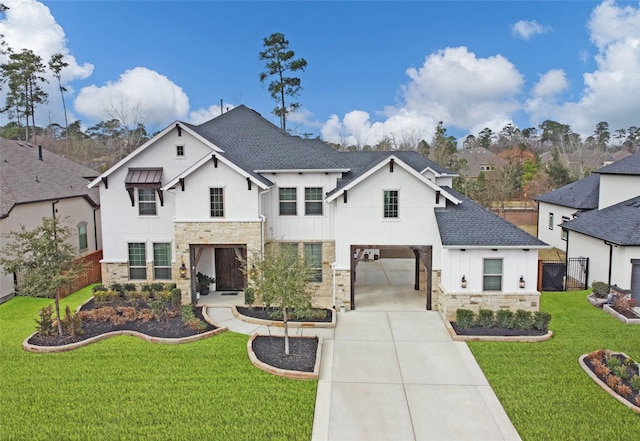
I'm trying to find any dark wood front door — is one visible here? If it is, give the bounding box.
[215,248,245,290]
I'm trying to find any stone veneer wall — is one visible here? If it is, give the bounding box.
[174,221,263,303]
[438,290,540,321]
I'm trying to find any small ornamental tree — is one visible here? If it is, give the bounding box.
[244,244,314,355]
[0,217,84,336]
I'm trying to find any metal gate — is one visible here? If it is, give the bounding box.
[541,257,589,291]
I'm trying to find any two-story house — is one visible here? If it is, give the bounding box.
[536,152,640,302]
[1,139,101,303]
[89,105,547,320]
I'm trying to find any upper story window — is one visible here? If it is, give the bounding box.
[78,223,88,251]
[383,190,399,218]
[305,187,323,215]
[548,213,554,230]
[138,189,157,215]
[128,243,147,280]
[176,145,185,157]
[210,187,224,217]
[153,243,171,280]
[483,258,503,291]
[561,216,570,240]
[279,188,297,216]
[480,164,494,171]
[125,168,163,215]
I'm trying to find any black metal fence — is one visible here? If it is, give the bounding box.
[540,257,589,291]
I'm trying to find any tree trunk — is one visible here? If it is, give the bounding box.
[55,292,63,337]
[283,306,289,355]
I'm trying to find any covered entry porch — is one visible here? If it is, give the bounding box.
[350,245,433,311]
[188,244,246,304]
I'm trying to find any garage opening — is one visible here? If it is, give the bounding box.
[350,245,432,311]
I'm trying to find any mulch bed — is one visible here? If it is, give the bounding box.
[609,305,640,319]
[451,323,547,337]
[582,351,640,408]
[28,299,215,347]
[236,306,333,323]
[251,336,318,373]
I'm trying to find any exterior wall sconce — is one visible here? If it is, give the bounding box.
[461,275,467,289]
[179,261,187,279]
[519,275,525,289]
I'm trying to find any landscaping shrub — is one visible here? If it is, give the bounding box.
[35,305,56,336]
[612,365,630,380]
[61,305,83,337]
[93,290,112,307]
[630,375,640,391]
[533,311,552,332]
[513,310,534,330]
[495,309,514,329]
[476,309,494,328]
[591,281,609,299]
[117,306,138,322]
[92,285,107,293]
[109,283,123,294]
[456,309,475,329]
[616,383,633,398]
[612,293,637,311]
[171,288,182,309]
[606,355,622,369]
[122,283,136,292]
[148,298,168,320]
[244,287,255,306]
[150,282,165,294]
[138,308,154,322]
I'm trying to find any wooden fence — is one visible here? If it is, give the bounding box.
[13,250,102,299]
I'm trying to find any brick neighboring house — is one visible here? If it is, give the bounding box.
[89,105,547,320]
[535,152,640,303]
[0,139,101,303]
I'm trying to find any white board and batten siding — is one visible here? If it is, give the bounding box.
[332,165,445,269]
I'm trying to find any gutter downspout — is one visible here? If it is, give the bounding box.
[92,207,99,251]
[605,241,614,287]
[258,186,272,256]
[331,262,336,308]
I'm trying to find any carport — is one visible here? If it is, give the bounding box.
[350,245,432,310]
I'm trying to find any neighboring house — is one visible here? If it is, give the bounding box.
[456,147,505,179]
[0,139,101,303]
[536,152,640,302]
[89,105,547,320]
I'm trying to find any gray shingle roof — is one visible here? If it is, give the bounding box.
[435,187,548,247]
[1,139,99,218]
[562,195,640,245]
[184,105,346,172]
[455,147,505,178]
[327,151,452,196]
[534,173,600,210]
[596,151,640,175]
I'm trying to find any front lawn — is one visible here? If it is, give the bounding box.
[0,286,316,440]
[469,290,640,440]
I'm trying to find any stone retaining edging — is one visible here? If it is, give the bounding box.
[579,352,640,413]
[232,305,336,329]
[246,333,322,380]
[602,304,640,325]
[443,316,553,342]
[22,306,227,353]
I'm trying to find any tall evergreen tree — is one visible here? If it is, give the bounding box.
[259,32,307,131]
[48,53,69,140]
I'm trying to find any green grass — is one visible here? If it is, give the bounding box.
[469,290,640,440]
[0,286,316,440]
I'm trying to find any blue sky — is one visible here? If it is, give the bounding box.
[1,1,639,146]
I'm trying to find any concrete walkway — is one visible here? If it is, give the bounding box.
[207,259,520,440]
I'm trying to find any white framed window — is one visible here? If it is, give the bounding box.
[78,223,88,251]
[138,189,157,216]
[304,243,322,282]
[153,243,172,280]
[383,190,398,218]
[305,187,323,215]
[279,187,297,215]
[548,213,554,230]
[561,216,570,240]
[128,243,147,280]
[176,145,185,157]
[210,187,224,217]
[483,258,502,291]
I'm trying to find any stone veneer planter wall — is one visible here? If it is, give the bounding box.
[438,291,540,322]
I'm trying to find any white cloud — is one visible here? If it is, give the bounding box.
[322,46,523,147]
[74,67,189,128]
[532,69,569,97]
[511,20,551,40]
[188,103,236,125]
[537,0,640,135]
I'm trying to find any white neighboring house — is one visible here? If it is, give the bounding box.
[89,105,547,320]
[536,152,640,303]
[0,139,101,303]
